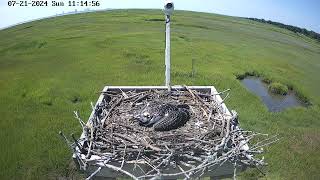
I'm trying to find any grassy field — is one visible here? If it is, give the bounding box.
[0,9,319,179]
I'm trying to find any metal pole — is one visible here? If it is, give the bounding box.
[165,15,171,91]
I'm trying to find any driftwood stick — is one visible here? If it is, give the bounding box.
[213,88,231,95]
[123,92,143,102]
[141,138,162,152]
[86,167,101,180]
[119,88,129,98]
[74,111,85,128]
[102,96,123,126]
[71,133,84,153]
[59,131,71,146]
[250,135,279,149]
[184,85,210,109]
[131,94,149,106]
[120,144,127,169]
[221,93,230,103]
[86,125,94,158]
[179,165,190,179]
[90,102,95,111]
[251,137,280,151]
[233,161,237,180]
[133,149,142,171]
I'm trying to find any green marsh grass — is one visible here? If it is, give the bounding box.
[0,10,319,179]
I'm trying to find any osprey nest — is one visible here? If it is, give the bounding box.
[60,87,278,179]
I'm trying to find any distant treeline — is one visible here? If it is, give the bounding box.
[246,18,320,42]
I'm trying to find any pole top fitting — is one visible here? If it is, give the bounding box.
[163,0,174,16]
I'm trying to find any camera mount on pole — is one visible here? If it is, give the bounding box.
[163,0,174,91]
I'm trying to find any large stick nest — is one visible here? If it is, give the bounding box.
[65,87,278,179]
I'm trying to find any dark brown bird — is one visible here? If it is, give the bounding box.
[136,102,190,131]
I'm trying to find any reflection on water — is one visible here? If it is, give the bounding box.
[241,77,306,112]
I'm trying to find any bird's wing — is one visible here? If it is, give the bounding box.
[153,110,190,131]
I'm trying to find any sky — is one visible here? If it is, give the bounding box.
[0,0,319,33]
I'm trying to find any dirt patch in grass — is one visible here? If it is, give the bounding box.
[39,96,54,106]
[176,23,211,30]
[21,92,27,98]
[302,131,320,149]
[124,52,152,65]
[0,40,47,54]
[70,95,81,104]
[42,100,53,106]
[38,41,47,48]
[14,25,34,32]
[47,161,84,180]
[290,131,320,154]
[145,18,163,22]
[55,36,84,41]
[94,38,115,49]
[178,35,190,41]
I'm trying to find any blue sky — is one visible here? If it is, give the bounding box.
[1,0,319,32]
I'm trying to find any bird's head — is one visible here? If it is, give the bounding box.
[139,111,152,123]
[136,102,165,127]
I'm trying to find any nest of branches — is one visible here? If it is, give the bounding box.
[60,86,278,179]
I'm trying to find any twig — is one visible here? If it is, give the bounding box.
[119,88,129,98]
[179,165,190,179]
[102,96,123,126]
[59,131,71,146]
[86,167,101,180]
[86,124,94,158]
[233,161,237,180]
[120,144,127,169]
[74,111,85,128]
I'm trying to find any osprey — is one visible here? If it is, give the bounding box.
[136,102,190,131]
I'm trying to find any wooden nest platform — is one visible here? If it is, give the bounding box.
[60,86,278,179]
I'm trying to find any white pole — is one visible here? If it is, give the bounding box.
[165,15,171,91]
